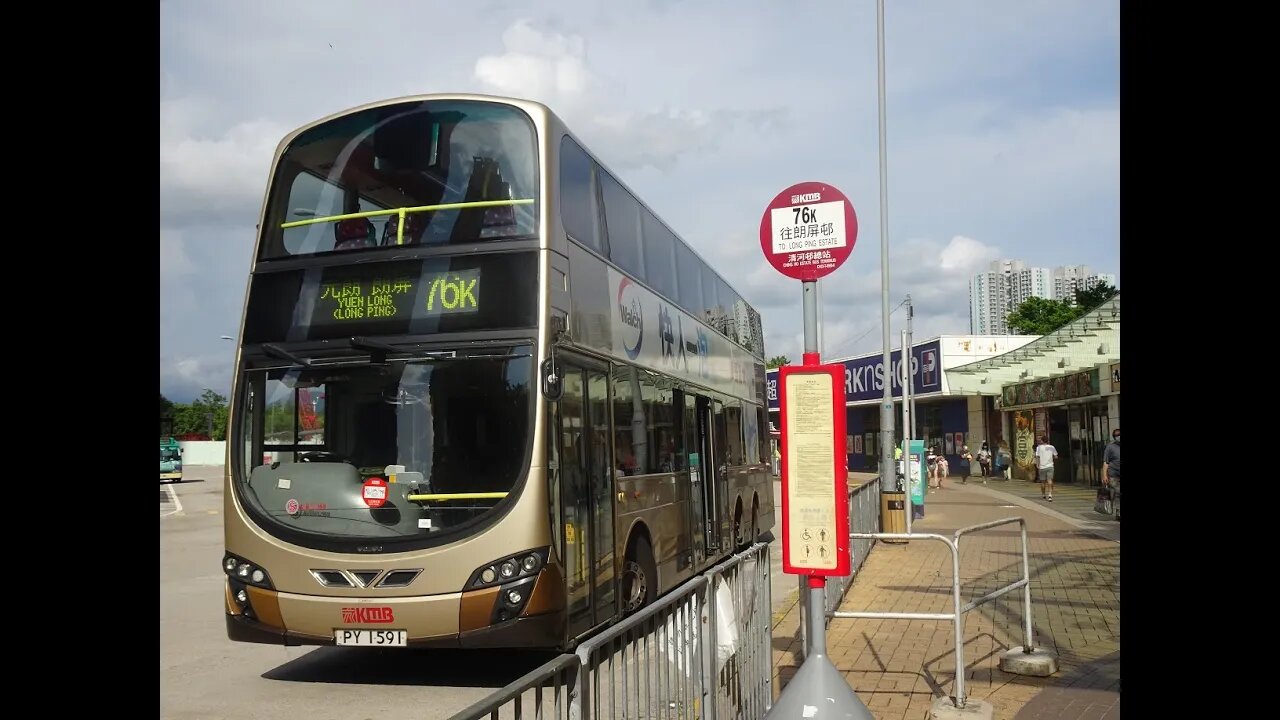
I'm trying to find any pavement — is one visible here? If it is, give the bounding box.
[771,471,1119,719]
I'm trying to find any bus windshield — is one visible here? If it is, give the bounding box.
[234,346,533,547]
[260,99,539,260]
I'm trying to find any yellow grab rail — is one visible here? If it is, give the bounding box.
[406,492,509,502]
[280,199,534,245]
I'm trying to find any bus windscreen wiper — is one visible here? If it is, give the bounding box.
[350,337,457,361]
[261,343,313,367]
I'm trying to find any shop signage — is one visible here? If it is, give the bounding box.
[1001,368,1099,409]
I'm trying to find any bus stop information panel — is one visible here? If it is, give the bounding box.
[779,363,850,576]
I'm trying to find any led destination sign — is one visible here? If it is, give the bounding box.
[314,268,482,324]
[241,252,537,344]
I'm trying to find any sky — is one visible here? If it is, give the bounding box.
[159,0,1119,403]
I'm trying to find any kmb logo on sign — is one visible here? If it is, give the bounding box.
[341,606,395,623]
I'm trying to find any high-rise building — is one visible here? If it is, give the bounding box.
[970,259,1116,333]
[969,260,1052,334]
[1054,266,1117,305]
[734,299,765,356]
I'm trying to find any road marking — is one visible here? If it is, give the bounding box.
[161,483,183,518]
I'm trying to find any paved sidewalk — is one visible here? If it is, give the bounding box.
[771,475,1120,719]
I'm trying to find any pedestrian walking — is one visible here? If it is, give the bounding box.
[976,442,992,483]
[959,445,973,483]
[998,440,1012,479]
[1035,435,1058,501]
[1101,427,1120,520]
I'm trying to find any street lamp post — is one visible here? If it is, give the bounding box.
[876,0,896,492]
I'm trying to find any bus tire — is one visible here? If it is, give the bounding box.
[732,499,745,548]
[750,496,759,544]
[622,534,656,614]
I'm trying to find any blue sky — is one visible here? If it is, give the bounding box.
[160,0,1119,402]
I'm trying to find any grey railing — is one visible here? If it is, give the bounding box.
[453,542,773,720]
[830,517,1041,710]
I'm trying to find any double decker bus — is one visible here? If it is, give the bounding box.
[222,93,773,651]
[160,436,183,482]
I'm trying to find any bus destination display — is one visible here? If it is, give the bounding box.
[313,268,481,324]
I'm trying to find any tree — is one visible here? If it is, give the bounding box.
[160,394,175,437]
[1006,297,1080,335]
[766,355,791,369]
[171,389,231,440]
[1072,282,1117,311]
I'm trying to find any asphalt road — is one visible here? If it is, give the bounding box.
[160,468,789,719]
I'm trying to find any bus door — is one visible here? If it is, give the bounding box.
[557,360,617,639]
[679,390,705,567]
[694,395,724,553]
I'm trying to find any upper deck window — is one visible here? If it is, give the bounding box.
[260,100,539,260]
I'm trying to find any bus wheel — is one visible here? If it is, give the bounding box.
[622,535,656,614]
[750,498,759,544]
[732,500,745,548]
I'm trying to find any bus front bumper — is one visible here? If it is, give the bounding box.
[223,566,565,650]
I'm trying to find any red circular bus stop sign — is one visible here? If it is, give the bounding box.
[362,477,389,508]
[759,182,858,281]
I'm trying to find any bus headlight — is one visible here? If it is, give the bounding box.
[222,552,275,590]
[491,576,537,624]
[466,547,549,590]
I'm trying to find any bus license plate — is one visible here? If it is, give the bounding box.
[334,629,407,647]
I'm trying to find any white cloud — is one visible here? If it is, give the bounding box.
[474,19,592,106]
[474,19,742,172]
[159,99,290,223]
[939,235,998,271]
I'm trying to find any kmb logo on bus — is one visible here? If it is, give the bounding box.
[341,606,395,623]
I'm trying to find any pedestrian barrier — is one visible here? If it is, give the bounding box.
[452,542,773,720]
[451,653,580,719]
[829,517,1042,710]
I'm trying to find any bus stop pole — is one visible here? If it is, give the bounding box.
[800,280,819,653]
[769,280,872,719]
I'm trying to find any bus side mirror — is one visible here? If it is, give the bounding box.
[541,357,563,401]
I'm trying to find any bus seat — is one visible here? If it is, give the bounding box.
[381,213,427,245]
[334,217,376,251]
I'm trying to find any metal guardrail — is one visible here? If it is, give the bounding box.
[830,517,1039,710]
[706,541,772,718]
[451,653,580,719]
[453,542,773,720]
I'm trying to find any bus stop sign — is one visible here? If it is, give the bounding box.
[759,181,858,281]
[778,362,851,576]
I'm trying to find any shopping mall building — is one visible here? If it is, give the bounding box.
[766,294,1120,487]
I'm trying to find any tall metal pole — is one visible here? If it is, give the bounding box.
[800,280,819,655]
[876,0,895,492]
[901,329,912,535]
[816,279,824,356]
[906,294,917,437]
